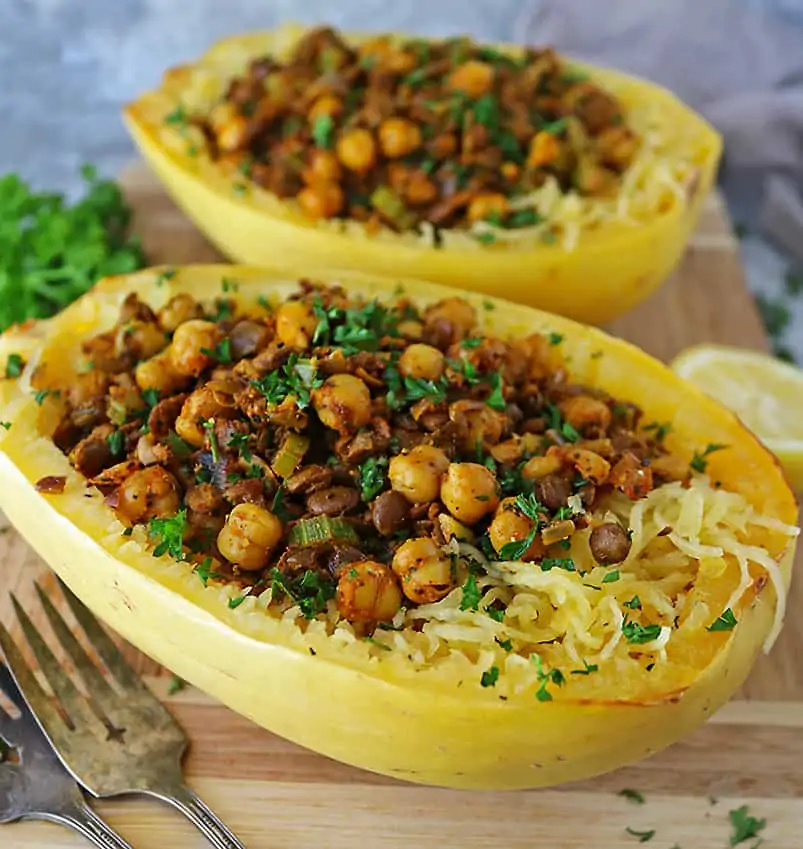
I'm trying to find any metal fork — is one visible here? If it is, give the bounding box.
[0,579,246,849]
[0,661,134,847]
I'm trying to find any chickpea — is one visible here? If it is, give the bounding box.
[440,462,499,525]
[210,102,248,153]
[449,399,506,452]
[431,133,458,158]
[378,117,422,159]
[405,172,439,206]
[500,161,521,182]
[175,386,231,447]
[528,131,560,169]
[116,466,180,525]
[67,370,108,409]
[559,446,611,485]
[304,149,343,184]
[596,126,639,170]
[559,395,612,434]
[275,301,318,349]
[424,298,477,342]
[388,444,449,504]
[437,513,474,544]
[312,373,372,435]
[135,351,188,396]
[521,453,564,481]
[448,60,495,98]
[336,560,402,624]
[336,128,377,174]
[383,49,416,74]
[398,344,445,382]
[489,498,543,561]
[115,320,168,362]
[297,181,345,220]
[397,319,424,340]
[392,537,454,604]
[217,503,283,571]
[169,320,220,378]
[308,94,343,124]
[158,294,203,333]
[467,192,509,224]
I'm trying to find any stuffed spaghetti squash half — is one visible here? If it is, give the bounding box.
[124,23,722,324]
[0,265,796,790]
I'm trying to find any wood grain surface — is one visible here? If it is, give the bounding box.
[1,163,801,848]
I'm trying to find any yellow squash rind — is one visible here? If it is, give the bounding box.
[123,24,723,325]
[0,265,794,790]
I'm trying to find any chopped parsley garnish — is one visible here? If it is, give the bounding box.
[228,594,248,610]
[690,443,728,473]
[148,510,187,561]
[358,456,388,502]
[165,431,193,459]
[495,638,513,652]
[548,332,564,346]
[619,788,645,804]
[498,530,538,561]
[531,654,565,701]
[141,387,160,408]
[252,353,323,410]
[194,557,227,587]
[0,421,10,431]
[165,104,188,126]
[561,420,580,442]
[269,568,337,619]
[602,569,620,584]
[227,432,252,462]
[624,595,642,610]
[514,493,545,522]
[4,353,23,379]
[486,606,506,623]
[541,557,576,572]
[311,114,335,149]
[571,659,598,675]
[482,299,495,311]
[155,267,176,287]
[461,336,484,349]
[271,486,293,522]
[485,372,506,411]
[107,430,125,457]
[202,419,221,463]
[200,337,232,364]
[625,827,655,843]
[480,665,499,688]
[460,574,482,611]
[642,421,671,442]
[33,388,57,405]
[476,232,496,245]
[167,675,186,696]
[707,608,738,632]
[622,618,662,645]
[728,805,766,846]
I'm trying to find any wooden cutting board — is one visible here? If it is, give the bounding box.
[2,163,802,848]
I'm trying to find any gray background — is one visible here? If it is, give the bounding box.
[2,0,800,353]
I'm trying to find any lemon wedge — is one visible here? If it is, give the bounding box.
[671,344,803,491]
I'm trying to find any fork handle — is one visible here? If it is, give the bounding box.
[37,799,135,849]
[143,783,247,849]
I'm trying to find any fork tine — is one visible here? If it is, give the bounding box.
[56,578,146,693]
[0,622,65,734]
[34,583,120,714]
[10,594,103,734]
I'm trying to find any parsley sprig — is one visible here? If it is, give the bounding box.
[252,353,323,410]
[0,166,146,333]
[148,510,187,560]
[358,456,388,502]
[269,568,336,619]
